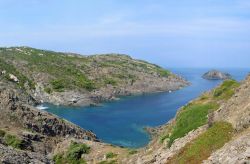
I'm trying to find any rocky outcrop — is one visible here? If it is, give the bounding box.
[203,129,250,164]
[212,75,250,131]
[202,70,232,80]
[0,86,98,141]
[0,47,189,106]
[0,144,51,164]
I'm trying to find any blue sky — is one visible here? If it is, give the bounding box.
[0,0,250,68]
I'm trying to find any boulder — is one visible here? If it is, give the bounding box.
[9,74,19,83]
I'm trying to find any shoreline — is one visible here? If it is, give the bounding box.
[36,82,190,108]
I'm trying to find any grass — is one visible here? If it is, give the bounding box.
[128,149,138,155]
[167,103,219,147]
[168,122,234,164]
[104,78,117,86]
[106,152,118,159]
[98,160,117,164]
[4,134,24,149]
[0,58,35,89]
[0,129,6,137]
[53,141,90,164]
[160,79,239,147]
[44,87,52,94]
[213,79,240,100]
[0,47,172,93]
[157,69,171,77]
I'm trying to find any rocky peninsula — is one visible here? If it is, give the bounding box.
[0,47,189,106]
[202,70,232,80]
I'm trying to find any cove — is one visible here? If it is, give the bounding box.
[44,68,249,148]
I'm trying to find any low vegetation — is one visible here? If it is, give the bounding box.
[168,122,233,164]
[167,103,219,147]
[0,130,24,150]
[98,160,117,164]
[213,79,240,100]
[161,79,239,147]
[0,131,24,150]
[128,149,138,155]
[53,141,90,164]
[0,58,35,89]
[106,152,118,159]
[0,47,172,93]
[0,129,6,137]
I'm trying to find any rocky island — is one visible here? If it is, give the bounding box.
[202,70,232,80]
[0,47,188,106]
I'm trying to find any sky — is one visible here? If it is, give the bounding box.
[0,0,250,68]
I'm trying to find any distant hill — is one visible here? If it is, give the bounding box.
[0,46,188,106]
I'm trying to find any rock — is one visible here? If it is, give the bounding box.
[203,131,250,164]
[9,74,19,83]
[1,70,6,75]
[202,70,232,80]
[0,87,98,141]
[212,75,250,131]
[0,144,51,164]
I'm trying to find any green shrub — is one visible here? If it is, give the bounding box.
[168,103,219,147]
[106,152,117,159]
[98,160,117,164]
[0,58,35,89]
[169,122,233,164]
[66,142,90,161]
[213,80,240,100]
[53,154,64,164]
[4,134,23,149]
[44,87,52,94]
[0,129,6,137]
[104,78,117,86]
[128,149,138,155]
[157,69,171,77]
[51,79,65,92]
[53,141,90,164]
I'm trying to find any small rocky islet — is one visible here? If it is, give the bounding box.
[0,47,249,163]
[202,70,232,80]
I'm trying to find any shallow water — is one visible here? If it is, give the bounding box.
[44,68,249,148]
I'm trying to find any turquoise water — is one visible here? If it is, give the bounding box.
[44,68,249,148]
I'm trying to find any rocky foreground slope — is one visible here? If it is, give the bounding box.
[0,47,188,106]
[125,77,250,164]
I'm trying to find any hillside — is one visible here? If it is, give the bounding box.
[0,47,188,106]
[125,78,250,164]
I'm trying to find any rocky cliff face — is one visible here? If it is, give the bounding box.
[0,82,99,163]
[0,86,97,141]
[212,75,250,131]
[0,47,189,106]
